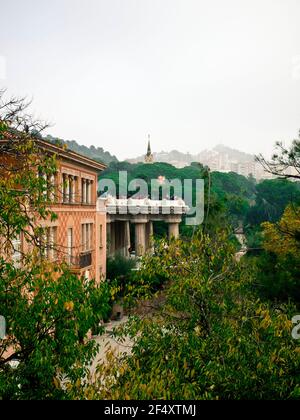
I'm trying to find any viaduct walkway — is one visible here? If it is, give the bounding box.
[98,196,188,257]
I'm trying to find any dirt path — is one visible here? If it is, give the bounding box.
[89,317,133,375]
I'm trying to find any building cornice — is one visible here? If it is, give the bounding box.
[0,137,107,172]
[36,139,107,172]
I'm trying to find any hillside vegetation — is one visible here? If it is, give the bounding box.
[45,134,118,166]
[100,161,300,238]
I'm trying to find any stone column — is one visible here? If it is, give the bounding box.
[124,221,131,257]
[106,222,111,255]
[66,176,70,202]
[108,222,116,257]
[63,174,70,203]
[82,179,86,203]
[115,221,123,255]
[117,221,131,258]
[86,180,91,204]
[135,222,146,256]
[167,222,180,240]
[69,175,74,203]
[111,222,116,256]
[62,174,66,202]
[145,221,154,253]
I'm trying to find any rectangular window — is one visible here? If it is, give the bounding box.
[81,179,93,204]
[99,224,103,248]
[86,224,90,250]
[39,172,57,202]
[81,223,93,252]
[12,233,22,267]
[90,224,93,250]
[41,227,58,260]
[62,174,77,204]
[49,226,57,260]
[67,228,73,264]
[81,224,85,252]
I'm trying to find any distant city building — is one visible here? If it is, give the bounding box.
[128,144,275,180]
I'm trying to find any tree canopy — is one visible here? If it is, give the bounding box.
[0,92,110,400]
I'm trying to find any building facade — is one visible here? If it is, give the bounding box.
[1,139,107,283]
[40,141,107,283]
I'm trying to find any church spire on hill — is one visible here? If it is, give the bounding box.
[145,134,153,163]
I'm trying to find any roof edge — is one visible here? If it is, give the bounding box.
[37,139,107,172]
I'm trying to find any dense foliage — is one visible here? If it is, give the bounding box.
[0,260,110,400]
[107,254,137,283]
[101,160,300,238]
[90,138,300,398]
[246,179,300,226]
[90,231,300,400]
[0,94,110,400]
[45,134,118,166]
[2,89,300,400]
[248,137,300,306]
[249,205,300,305]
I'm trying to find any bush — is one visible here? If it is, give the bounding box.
[90,231,300,400]
[253,251,300,306]
[106,254,136,282]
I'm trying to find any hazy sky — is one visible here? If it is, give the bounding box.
[1,0,300,160]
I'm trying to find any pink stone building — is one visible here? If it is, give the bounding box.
[1,139,107,283]
[39,140,107,282]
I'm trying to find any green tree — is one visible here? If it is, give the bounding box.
[90,231,299,400]
[252,205,300,304]
[256,135,300,180]
[0,91,110,400]
[246,179,300,226]
[250,138,300,304]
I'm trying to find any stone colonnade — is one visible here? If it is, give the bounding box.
[107,216,181,257]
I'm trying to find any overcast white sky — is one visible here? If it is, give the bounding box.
[1,0,300,160]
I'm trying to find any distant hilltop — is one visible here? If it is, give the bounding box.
[45,135,118,166]
[41,136,273,180]
[126,144,273,180]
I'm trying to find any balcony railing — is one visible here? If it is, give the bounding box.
[79,251,92,268]
[70,251,92,269]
